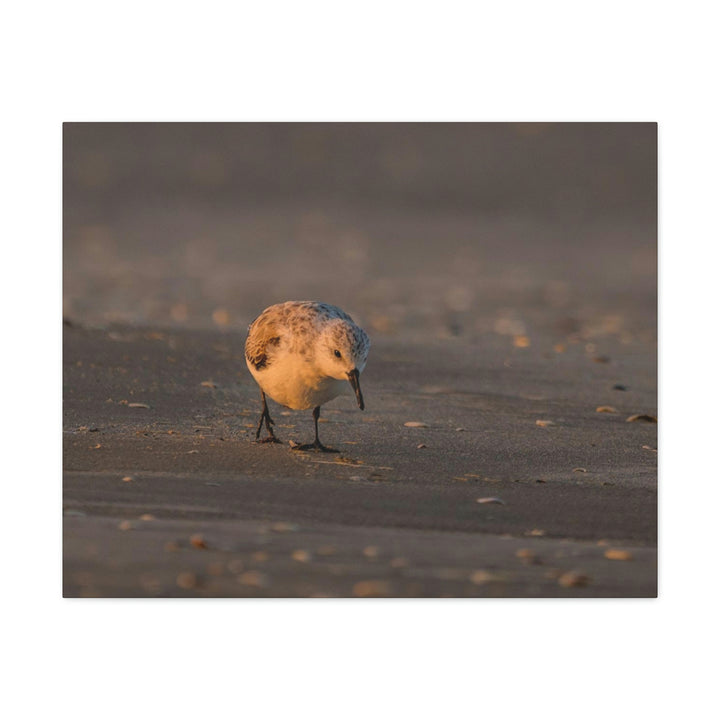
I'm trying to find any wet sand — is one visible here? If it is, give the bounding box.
[63,322,656,597]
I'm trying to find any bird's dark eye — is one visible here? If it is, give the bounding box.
[334,350,342,358]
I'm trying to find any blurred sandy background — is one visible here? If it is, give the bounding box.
[63,123,656,345]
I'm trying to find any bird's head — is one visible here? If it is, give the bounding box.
[318,319,370,409]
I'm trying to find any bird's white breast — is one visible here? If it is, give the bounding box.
[247,352,346,410]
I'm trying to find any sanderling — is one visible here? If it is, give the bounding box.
[245,300,371,451]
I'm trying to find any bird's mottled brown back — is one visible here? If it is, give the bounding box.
[245,301,355,370]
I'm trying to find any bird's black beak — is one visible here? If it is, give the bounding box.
[347,368,365,410]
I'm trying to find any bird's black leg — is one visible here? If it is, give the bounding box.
[255,391,281,444]
[292,405,339,453]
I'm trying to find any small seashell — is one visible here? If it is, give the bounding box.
[626,414,657,423]
[352,580,391,597]
[271,522,300,533]
[476,497,505,505]
[558,571,590,587]
[516,548,540,564]
[604,549,633,561]
[128,402,150,409]
[212,308,230,327]
[227,559,245,574]
[291,549,311,563]
[207,562,225,576]
[238,570,268,588]
[190,533,208,549]
[596,406,617,413]
[404,421,428,428]
[469,570,498,585]
[535,419,554,427]
[176,572,198,589]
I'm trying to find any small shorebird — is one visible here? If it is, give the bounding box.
[245,301,370,451]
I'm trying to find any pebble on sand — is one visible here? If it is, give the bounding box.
[404,421,429,428]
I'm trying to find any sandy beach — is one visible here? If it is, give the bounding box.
[63,320,656,597]
[63,123,657,597]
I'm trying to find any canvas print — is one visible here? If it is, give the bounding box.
[63,122,657,597]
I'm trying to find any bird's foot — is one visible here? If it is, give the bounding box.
[291,440,339,453]
[257,435,282,444]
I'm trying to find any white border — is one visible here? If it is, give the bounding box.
[4,1,717,718]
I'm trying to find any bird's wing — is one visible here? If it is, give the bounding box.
[245,313,282,370]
